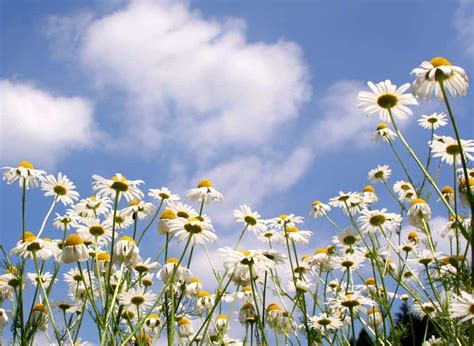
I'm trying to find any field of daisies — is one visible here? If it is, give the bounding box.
[0,57,473,346]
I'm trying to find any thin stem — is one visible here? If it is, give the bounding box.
[37,196,57,238]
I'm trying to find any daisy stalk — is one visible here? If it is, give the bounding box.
[37,196,58,238]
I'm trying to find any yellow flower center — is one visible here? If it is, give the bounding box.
[160,209,177,220]
[197,179,213,188]
[20,231,37,242]
[89,225,105,237]
[365,277,376,285]
[131,296,145,305]
[279,214,288,220]
[445,144,461,156]
[377,94,398,109]
[17,161,34,169]
[217,313,228,320]
[111,175,129,192]
[442,186,454,194]
[368,307,380,314]
[285,226,299,233]
[408,231,418,241]
[129,199,140,206]
[376,123,388,131]
[178,317,191,326]
[244,215,257,225]
[430,57,452,67]
[119,236,135,244]
[190,277,201,283]
[64,234,84,247]
[197,291,211,298]
[312,200,321,206]
[267,303,282,312]
[411,198,426,205]
[97,252,110,261]
[364,185,375,193]
[239,250,251,257]
[166,257,179,264]
[369,214,386,226]
[315,248,328,255]
[32,303,48,314]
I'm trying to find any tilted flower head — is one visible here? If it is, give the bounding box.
[114,236,140,265]
[431,135,474,166]
[362,185,378,204]
[126,199,154,219]
[157,257,192,284]
[372,123,397,142]
[267,213,304,230]
[196,290,214,312]
[62,234,89,263]
[75,195,112,219]
[2,161,46,189]
[450,290,474,323]
[330,291,373,315]
[104,209,134,230]
[92,173,144,202]
[276,225,312,244]
[412,301,441,319]
[418,112,447,130]
[119,286,157,312]
[368,165,391,183]
[41,173,79,205]
[76,218,112,245]
[357,80,418,121]
[53,211,79,232]
[309,313,343,334]
[411,57,468,100]
[358,208,402,234]
[219,248,273,285]
[31,304,49,331]
[186,179,223,204]
[233,204,266,234]
[148,187,180,204]
[407,198,431,227]
[309,200,331,218]
[329,191,367,216]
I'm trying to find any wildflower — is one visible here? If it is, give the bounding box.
[114,236,140,265]
[393,181,417,200]
[239,303,256,325]
[287,278,312,293]
[119,287,157,312]
[362,185,378,204]
[368,165,392,183]
[76,218,112,245]
[41,173,79,205]
[358,209,402,234]
[330,291,373,314]
[440,185,455,205]
[266,304,283,329]
[407,230,420,244]
[261,249,286,265]
[215,314,229,332]
[411,249,443,267]
[134,258,160,275]
[329,192,366,216]
[169,202,198,219]
[148,187,180,204]
[53,212,79,232]
[63,268,94,290]
[92,173,144,202]
[75,196,112,218]
[233,204,266,234]
[412,301,440,319]
[450,290,474,323]
[186,179,223,204]
[277,226,312,244]
[411,57,468,100]
[126,199,154,219]
[10,233,57,261]
[104,209,134,230]
[309,200,331,218]
[372,123,397,142]
[145,313,162,329]
[398,240,418,254]
[418,113,447,130]
[366,307,383,329]
[157,257,192,284]
[31,304,49,331]
[26,272,56,287]
[459,177,474,208]
[196,291,214,312]
[2,161,45,188]
[309,313,342,334]
[332,228,361,248]
[357,80,418,121]
[267,213,304,230]
[257,229,277,243]
[408,198,431,227]
[312,248,333,272]
[220,248,272,285]
[422,335,447,346]
[177,317,193,338]
[157,209,177,235]
[431,135,474,166]
[168,217,217,245]
[0,308,10,333]
[332,253,365,273]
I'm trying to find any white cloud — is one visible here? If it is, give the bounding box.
[194,147,314,226]
[0,79,96,168]
[454,0,474,58]
[46,0,311,155]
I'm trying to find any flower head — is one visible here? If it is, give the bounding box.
[41,173,79,205]
[2,161,46,189]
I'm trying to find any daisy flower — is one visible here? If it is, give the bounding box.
[393,180,416,196]
[104,209,134,230]
[133,258,160,275]
[368,165,391,183]
[329,191,366,216]
[62,234,89,263]
[366,307,383,329]
[422,335,447,346]
[431,135,474,166]
[169,202,198,219]
[126,199,154,219]
[168,217,217,245]
[372,123,397,142]
[2,161,46,189]
[267,214,304,230]
[407,198,431,227]
[177,317,194,338]
[63,268,93,289]
[332,228,361,248]
[185,277,203,297]
[219,248,272,285]
[411,57,468,100]
[185,179,223,204]
[357,80,418,121]
[440,185,455,205]
[277,226,312,244]
[0,308,10,334]
[330,291,373,315]
[76,218,112,245]
[196,291,214,312]
[412,301,440,319]
[26,272,56,287]
[410,249,443,267]
[257,229,278,243]
[358,208,402,234]
[157,257,192,284]
[148,187,180,205]
[362,185,378,204]
[233,204,266,234]
[114,236,140,265]
[309,313,343,334]
[53,211,79,232]
[92,173,144,202]
[418,113,447,130]
[309,200,331,218]
[119,287,157,312]
[287,278,312,294]
[450,290,474,323]
[41,173,79,205]
[157,209,177,235]
[266,304,283,329]
[31,304,49,331]
[145,313,162,329]
[75,196,112,219]
[261,249,287,265]
[332,253,365,273]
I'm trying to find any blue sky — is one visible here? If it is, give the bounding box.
[1,0,473,342]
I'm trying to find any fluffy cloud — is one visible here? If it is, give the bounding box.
[193,147,314,226]
[46,0,311,155]
[0,80,96,168]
